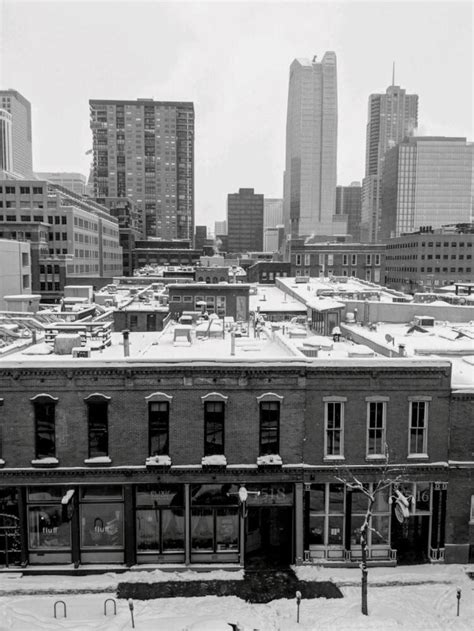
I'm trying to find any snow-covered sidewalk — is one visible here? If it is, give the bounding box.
[0,564,472,630]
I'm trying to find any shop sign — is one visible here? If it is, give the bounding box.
[246,484,293,506]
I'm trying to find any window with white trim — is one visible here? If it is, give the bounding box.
[351,254,357,265]
[304,254,311,266]
[295,254,302,266]
[366,399,386,457]
[408,400,429,456]
[324,399,345,458]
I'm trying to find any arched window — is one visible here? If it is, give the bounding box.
[257,393,283,456]
[145,393,173,456]
[201,393,228,456]
[31,394,58,459]
[84,393,110,459]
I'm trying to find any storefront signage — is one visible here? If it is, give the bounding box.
[246,484,293,506]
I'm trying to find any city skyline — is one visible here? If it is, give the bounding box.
[1,1,472,228]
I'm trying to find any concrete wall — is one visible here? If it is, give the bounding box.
[343,300,474,324]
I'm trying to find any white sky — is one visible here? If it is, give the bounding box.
[0,0,472,228]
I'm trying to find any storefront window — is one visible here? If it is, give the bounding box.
[28,487,64,502]
[309,484,325,545]
[328,516,344,545]
[136,485,184,553]
[80,486,123,501]
[371,515,389,544]
[80,503,124,548]
[191,485,239,553]
[28,505,71,549]
[191,508,214,550]
[216,508,238,551]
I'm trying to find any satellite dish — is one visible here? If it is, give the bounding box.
[385,334,393,344]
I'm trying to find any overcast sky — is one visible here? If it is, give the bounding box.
[1,0,472,227]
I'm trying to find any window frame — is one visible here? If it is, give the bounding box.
[324,397,346,459]
[257,393,283,456]
[408,398,430,458]
[366,397,388,459]
[31,393,58,460]
[85,393,110,459]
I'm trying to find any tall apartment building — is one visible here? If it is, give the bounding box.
[0,90,34,178]
[380,137,474,241]
[336,183,362,242]
[227,188,264,253]
[361,82,418,243]
[89,98,194,241]
[0,180,122,300]
[283,53,338,239]
[35,172,87,196]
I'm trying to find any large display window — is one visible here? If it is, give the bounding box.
[136,484,184,553]
[80,486,124,549]
[191,484,239,554]
[27,487,71,551]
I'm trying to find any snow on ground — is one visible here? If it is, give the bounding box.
[0,564,472,630]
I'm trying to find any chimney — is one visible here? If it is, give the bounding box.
[398,344,406,357]
[122,330,130,357]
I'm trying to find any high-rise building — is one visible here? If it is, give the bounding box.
[361,80,418,242]
[35,172,87,196]
[227,188,264,253]
[89,98,194,240]
[194,225,208,251]
[0,90,33,178]
[380,137,474,240]
[0,109,13,174]
[214,219,227,236]
[283,52,338,239]
[264,198,283,229]
[336,183,362,242]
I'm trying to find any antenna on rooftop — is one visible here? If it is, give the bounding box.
[392,61,395,87]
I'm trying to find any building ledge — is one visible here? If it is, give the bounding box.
[31,458,59,467]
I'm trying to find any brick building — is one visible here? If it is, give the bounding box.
[0,322,471,569]
[289,239,385,283]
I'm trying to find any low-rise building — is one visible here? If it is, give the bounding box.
[385,225,474,292]
[289,239,385,282]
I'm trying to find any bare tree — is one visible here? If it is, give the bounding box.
[335,450,407,616]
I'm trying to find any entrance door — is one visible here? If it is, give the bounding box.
[391,515,430,564]
[245,507,293,568]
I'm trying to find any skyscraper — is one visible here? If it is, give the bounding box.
[0,90,33,178]
[227,188,264,253]
[380,137,474,240]
[89,98,194,240]
[361,78,418,242]
[336,182,362,242]
[283,52,338,239]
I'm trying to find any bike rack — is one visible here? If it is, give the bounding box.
[54,600,67,619]
[104,598,117,616]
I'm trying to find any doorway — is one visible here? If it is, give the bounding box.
[391,515,430,564]
[245,506,293,568]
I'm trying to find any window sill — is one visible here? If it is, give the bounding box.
[84,456,112,465]
[257,454,283,466]
[0,459,5,467]
[31,458,59,467]
[146,455,172,467]
[365,455,387,461]
[407,454,429,460]
[323,456,345,461]
[202,455,227,467]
